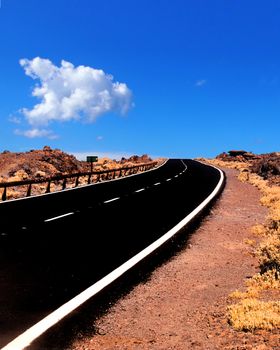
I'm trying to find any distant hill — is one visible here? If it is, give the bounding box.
[0,146,159,183]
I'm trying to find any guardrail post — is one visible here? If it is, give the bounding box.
[46,181,51,193]
[62,178,67,190]
[26,184,32,197]
[0,161,158,201]
[2,186,7,201]
[75,176,79,187]
[87,174,91,184]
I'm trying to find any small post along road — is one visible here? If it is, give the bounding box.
[0,159,224,350]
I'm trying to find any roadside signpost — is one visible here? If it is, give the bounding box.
[87,156,98,172]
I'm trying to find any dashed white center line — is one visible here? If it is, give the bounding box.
[135,188,145,193]
[154,182,161,186]
[44,212,74,222]
[174,175,179,178]
[103,197,120,204]
[2,160,223,350]
[166,178,172,182]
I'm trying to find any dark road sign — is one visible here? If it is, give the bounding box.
[86,156,98,163]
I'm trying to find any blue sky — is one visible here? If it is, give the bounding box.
[0,0,279,159]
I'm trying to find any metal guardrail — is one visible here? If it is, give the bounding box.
[0,161,158,201]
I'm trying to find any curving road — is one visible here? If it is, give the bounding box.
[0,159,224,349]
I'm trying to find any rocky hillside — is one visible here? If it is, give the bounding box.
[0,146,156,183]
[216,150,280,186]
[0,146,82,182]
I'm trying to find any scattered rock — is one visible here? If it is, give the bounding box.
[0,147,162,199]
[216,150,280,186]
[216,150,260,162]
[35,171,46,178]
[120,154,152,164]
[9,170,29,182]
[43,145,52,152]
[250,156,280,179]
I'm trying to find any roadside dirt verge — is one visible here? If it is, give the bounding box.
[71,168,279,349]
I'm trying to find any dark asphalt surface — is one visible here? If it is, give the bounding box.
[0,159,222,348]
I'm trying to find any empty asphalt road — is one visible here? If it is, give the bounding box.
[0,159,223,349]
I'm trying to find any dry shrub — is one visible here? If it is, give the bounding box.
[238,170,250,183]
[228,299,280,331]
[256,235,280,274]
[5,187,25,200]
[260,187,280,208]
[248,269,280,291]
[246,173,268,191]
[244,238,256,246]
[228,163,280,332]
[251,224,268,236]
[245,174,280,275]
[268,207,280,224]
[205,158,247,170]
[230,270,280,301]
[230,289,260,299]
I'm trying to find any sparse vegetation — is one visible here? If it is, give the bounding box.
[0,148,163,200]
[203,152,280,331]
[248,269,280,291]
[203,158,248,171]
[228,299,280,331]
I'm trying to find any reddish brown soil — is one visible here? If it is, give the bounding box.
[0,147,155,181]
[0,147,160,199]
[70,168,280,350]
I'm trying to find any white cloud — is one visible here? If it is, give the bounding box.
[96,135,103,141]
[14,128,58,139]
[195,79,207,87]
[18,57,133,137]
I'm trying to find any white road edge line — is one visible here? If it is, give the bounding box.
[44,212,74,222]
[2,161,224,350]
[103,197,120,204]
[135,188,145,193]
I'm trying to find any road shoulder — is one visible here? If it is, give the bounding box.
[71,168,279,349]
